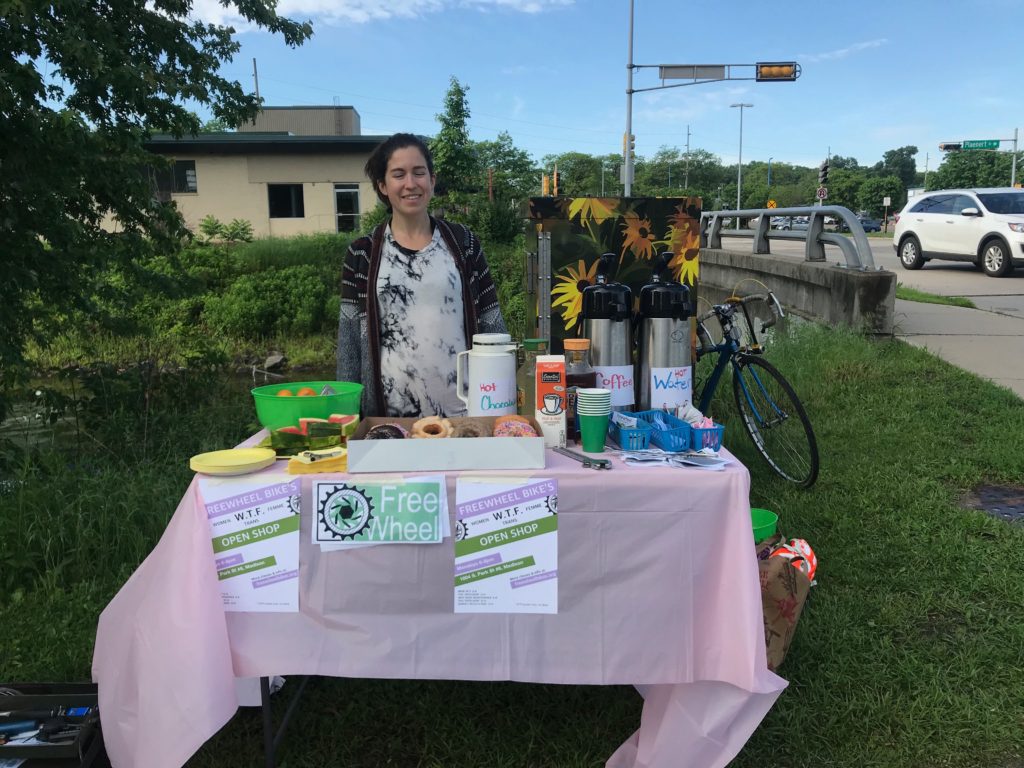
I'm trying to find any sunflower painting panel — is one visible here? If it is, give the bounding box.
[527,196,701,352]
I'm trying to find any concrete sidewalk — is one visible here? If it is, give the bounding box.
[893,298,1024,399]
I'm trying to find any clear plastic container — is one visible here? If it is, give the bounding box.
[516,338,548,417]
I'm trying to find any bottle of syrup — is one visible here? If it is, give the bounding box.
[564,338,597,444]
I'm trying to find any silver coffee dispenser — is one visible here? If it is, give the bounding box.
[581,253,634,410]
[636,252,695,412]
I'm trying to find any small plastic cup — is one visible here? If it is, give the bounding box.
[579,412,610,452]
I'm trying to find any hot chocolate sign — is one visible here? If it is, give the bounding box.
[477,379,516,413]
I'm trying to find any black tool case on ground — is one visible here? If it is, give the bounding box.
[0,682,105,767]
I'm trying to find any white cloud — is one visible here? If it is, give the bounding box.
[189,0,572,27]
[798,39,888,63]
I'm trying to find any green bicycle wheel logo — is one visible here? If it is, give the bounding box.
[318,484,374,540]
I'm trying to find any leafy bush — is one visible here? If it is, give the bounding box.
[202,265,332,338]
[222,218,254,243]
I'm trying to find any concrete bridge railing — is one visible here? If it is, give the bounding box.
[697,205,895,334]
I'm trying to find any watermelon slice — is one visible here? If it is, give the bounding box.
[328,413,360,437]
[277,426,304,435]
[299,417,330,435]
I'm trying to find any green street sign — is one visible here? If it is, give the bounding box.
[962,139,1000,150]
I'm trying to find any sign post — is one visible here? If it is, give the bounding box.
[883,195,891,233]
[816,186,828,201]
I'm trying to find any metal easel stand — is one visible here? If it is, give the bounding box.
[260,675,311,768]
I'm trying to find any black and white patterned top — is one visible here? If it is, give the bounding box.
[376,224,468,417]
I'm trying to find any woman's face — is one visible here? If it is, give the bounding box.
[378,145,435,218]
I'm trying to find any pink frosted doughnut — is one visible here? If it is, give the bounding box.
[493,420,538,437]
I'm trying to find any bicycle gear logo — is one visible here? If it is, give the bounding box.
[317,483,374,540]
[545,495,558,515]
[455,519,468,541]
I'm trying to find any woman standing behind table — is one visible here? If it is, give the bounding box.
[337,133,507,417]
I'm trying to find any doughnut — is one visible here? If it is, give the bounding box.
[411,415,454,438]
[449,418,491,438]
[365,423,409,440]
[494,415,531,428]
[493,420,538,438]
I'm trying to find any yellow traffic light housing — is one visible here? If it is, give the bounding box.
[755,62,800,82]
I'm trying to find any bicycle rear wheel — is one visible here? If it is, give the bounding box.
[731,355,819,487]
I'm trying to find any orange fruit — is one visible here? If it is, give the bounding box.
[296,387,318,397]
[276,389,294,397]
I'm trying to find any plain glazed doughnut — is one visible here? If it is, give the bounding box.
[411,416,454,438]
[493,420,538,437]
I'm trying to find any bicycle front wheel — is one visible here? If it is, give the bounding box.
[731,355,819,487]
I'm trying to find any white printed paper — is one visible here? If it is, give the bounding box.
[200,475,300,612]
[649,366,692,411]
[595,365,635,407]
[314,475,449,550]
[454,477,558,614]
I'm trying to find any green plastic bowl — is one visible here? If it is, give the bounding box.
[751,507,779,543]
[252,380,363,430]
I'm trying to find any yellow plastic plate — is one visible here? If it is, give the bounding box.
[189,448,277,476]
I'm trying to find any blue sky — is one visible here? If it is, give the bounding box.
[198,0,1024,172]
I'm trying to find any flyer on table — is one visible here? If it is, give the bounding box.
[454,477,558,614]
[313,475,449,550]
[200,474,300,612]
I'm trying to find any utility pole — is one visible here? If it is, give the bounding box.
[684,124,691,190]
[624,0,635,195]
[924,152,929,190]
[253,58,260,99]
[731,103,753,228]
[1012,127,1019,187]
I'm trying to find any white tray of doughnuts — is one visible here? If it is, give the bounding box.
[346,416,546,474]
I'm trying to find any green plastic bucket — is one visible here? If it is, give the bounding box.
[751,507,779,543]
[252,381,363,430]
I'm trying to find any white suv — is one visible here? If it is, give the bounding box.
[892,188,1024,277]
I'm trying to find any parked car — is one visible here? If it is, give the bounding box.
[858,217,882,233]
[893,188,1024,277]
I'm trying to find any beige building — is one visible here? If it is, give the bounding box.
[146,106,389,237]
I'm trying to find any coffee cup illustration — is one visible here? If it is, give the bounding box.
[543,394,562,414]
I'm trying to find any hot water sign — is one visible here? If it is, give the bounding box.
[650,366,692,411]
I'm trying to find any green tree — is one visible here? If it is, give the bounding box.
[0,1,311,411]
[200,117,233,132]
[430,76,479,195]
[928,150,1020,190]
[829,155,862,171]
[540,152,604,196]
[873,146,918,189]
[858,176,905,217]
[826,168,866,212]
[474,132,538,200]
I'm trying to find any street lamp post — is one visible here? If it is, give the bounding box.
[731,103,753,228]
[767,156,773,196]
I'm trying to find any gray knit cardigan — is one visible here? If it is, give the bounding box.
[336,217,508,417]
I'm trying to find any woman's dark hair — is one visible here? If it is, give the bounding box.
[364,133,435,208]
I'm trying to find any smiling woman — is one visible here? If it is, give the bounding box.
[336,133,507,418]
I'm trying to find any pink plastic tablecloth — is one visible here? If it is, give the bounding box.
[93,447,785,768]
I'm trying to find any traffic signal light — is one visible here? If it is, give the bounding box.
[542,174,550,195]
[818,160,829,185]
[938,142,962,152]
[622,132,635,156]
[755,61,800,82]
[553,171,561,196]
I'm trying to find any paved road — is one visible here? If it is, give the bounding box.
[718,233,1024,399]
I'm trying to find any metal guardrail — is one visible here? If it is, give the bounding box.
[700,205,878,271]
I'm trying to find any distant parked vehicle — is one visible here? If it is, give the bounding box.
[893,188,1024,277]
[858,217,882,233]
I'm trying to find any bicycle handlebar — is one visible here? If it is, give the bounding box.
[696,292,783,329]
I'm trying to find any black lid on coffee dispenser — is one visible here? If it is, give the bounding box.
[581,253,632,321]
[638,252,694,320]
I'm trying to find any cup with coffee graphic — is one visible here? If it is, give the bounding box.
[542,393,562,414]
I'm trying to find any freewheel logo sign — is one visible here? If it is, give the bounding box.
[314,479,444,545]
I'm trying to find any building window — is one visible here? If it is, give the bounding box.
[154,159,198,196]
[334,183,360,232]
[268,184,305,218]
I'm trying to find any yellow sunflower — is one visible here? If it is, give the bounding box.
[657,218,700,285]
[551,258,599,331]
[620,211,656,265]
[568,197,618,226]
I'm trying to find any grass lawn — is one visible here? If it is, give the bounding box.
[896,283,977,309]
[1,324,1022,767]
